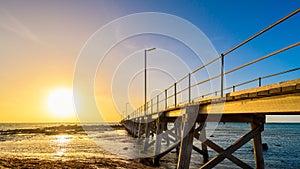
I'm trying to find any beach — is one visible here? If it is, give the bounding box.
[0,157,160,169]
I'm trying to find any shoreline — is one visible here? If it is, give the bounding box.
[0,157,161,169]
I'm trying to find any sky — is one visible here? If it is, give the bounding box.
[0,0,299,123]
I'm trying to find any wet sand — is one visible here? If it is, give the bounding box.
[0,157,162,169]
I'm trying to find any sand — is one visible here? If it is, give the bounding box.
[0,157,163,169]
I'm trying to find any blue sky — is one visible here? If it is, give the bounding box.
[95,0,300,82]
[0,0,299,122]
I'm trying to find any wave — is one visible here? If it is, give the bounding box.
[0,124,124,136]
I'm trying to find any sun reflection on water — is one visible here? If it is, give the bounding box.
[54,135,70,145]
[53,135,70,158]
[56,148,66,157]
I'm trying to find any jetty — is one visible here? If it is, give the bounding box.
[121,9,300,169]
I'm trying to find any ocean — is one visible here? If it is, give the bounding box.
[0,122,299,168]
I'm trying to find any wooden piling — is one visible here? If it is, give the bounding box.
[144,115,152,151]
[200,122,209,162]
[138,117,144,143]
[177,105,199,169]
[174,117,182,156]
[163,122,170,147]
[153,113,165,165]
[251,115,265,169]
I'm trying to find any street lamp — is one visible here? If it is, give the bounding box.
[125,102,129,118]
[144,48,156,115]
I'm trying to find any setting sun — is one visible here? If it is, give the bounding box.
[47,89,76,118]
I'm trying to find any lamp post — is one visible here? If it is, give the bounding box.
[144,48,156,115]
[125,102,129,118]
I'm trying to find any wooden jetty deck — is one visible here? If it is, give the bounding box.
[121,9,300,169]
[121,78,300,169]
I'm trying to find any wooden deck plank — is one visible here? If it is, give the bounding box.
[202,93,300,114]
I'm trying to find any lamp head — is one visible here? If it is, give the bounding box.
[146,48,156,52]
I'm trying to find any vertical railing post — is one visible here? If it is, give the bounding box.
[188,73,191,103]
[174,83,177,107]
[258,77,262,87]
[233,85,235,92]
[165,90,167,109]
[221,53,224,98]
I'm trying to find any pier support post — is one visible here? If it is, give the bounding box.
[153,113,165,165]
[144,115,152,151]
[198,114,265,169]
[200,122,209,163]
[138,117,145,143]
[130,120,135,137]
[174,117,182,156]
[251,115,265,169]
[133,119,138,138]
[163,122,170,147]
[177,105,199,169]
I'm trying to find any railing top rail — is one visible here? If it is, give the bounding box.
[224,42,300,76]
[222,8,299,57]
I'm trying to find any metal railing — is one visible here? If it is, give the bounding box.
[126,8,300,120]
[194,67,300,99]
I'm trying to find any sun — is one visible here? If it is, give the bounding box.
[47,88,76,118]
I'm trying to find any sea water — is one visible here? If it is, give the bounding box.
[189,123,300,169]
[0,123,299,168]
